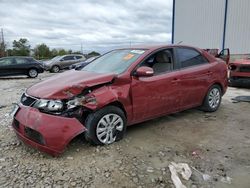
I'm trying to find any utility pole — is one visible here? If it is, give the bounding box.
[81,42,83,54]
[0,28,5,57]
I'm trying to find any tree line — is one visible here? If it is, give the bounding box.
[2,38,100,59]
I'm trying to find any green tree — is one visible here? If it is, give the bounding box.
[67,49,72,54]
[12,38,31,56]
[6,49,13,56]
[58,48,67,56]
[50,48,58,57]
[87,51,100,58]
[34,43,50,59]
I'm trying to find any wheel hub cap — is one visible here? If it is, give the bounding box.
[96,113,123,144]
[208,88,220,109]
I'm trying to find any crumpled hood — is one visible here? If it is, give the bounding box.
[27,70,115,99]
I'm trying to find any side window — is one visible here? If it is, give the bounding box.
[0,58,13,66]
[62,56,74,61]
[176,48,208,68]
[140,49,174,75]
[75,56,82,59]
[15,58,28,64]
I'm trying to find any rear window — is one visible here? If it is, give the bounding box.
[75,56,83,59]
[15,58,28,64]
[0,58,13,65]
[62,56,74,61]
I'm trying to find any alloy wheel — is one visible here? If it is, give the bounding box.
[208,88,220,109]
[52,66,60,73]
[96,113,124,144]
[29,69,38,78]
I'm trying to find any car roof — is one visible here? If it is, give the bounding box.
[62,54,84,56]
[117,44,202,52]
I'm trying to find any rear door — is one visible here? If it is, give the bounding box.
[0,58,16,76]
[175,47,212,110]
[60,55,75,68]
[14,57,30,75]
[74,55,84,63]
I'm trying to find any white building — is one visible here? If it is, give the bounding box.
[172,0,250,54]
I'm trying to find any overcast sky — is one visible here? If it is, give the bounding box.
[0,0,173,53]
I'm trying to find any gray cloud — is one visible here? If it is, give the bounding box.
[0,0,173,53]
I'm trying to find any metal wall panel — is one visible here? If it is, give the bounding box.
[174,0,225,49]
[225,0,250,54]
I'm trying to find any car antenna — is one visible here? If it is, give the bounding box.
[177,41,183,44]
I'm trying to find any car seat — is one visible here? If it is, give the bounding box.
[153,51,172,74]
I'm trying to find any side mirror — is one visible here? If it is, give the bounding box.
[135,66,154,77]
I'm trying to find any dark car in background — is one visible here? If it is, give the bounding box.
[0,56,44,78]
[43,54,86,73]
[69,56,100,70]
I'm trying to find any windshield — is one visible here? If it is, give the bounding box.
[82,49,146,74]
[51,56,61,61]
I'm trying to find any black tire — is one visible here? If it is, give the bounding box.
[51,65,60,73]
[28,68,38,78]
[85,106,126,145]
[201,84,222,112]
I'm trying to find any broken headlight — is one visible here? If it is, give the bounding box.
[33,99,64,112]
[67,95,97,109]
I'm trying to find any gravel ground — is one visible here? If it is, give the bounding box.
[0,72,250,188]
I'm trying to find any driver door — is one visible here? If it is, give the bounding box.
[130,49,181,124]
[217,49,230,64]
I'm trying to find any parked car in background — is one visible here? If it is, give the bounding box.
[69,56,100,70]
[12,45,228,156]
[228,57,250,87]
[43,54,86,73]
[0,56,44,78]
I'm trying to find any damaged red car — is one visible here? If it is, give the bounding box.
[229,57,250,87]
[11,45,228,156]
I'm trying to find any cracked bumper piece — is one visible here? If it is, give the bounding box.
[12,104,86,156]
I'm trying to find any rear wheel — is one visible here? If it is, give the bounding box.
[28,68,38,78]
[201,85,222,112]
[85,106,126,145]
[51,65,60,73]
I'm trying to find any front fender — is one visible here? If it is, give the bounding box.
[83,85,133,123]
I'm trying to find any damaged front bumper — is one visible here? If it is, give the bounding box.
[12,104,86,156]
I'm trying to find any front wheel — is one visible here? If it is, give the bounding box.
[201,85,222,112]
[85,106,126,145]
[51,65,60,73]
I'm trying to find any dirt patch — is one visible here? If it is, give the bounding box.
[0,72,250,187]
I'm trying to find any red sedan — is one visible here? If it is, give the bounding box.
[11,45,228,156]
